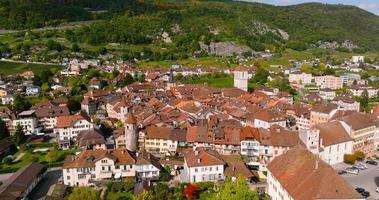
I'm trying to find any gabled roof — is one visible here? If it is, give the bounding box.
[184,149,225,168]
[55,115,89,128]
[268,147,362,200]
[63,149,135,168]
[314,121,353,146]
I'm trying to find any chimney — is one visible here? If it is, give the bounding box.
[197,158,201,163]
[195,150,199,155]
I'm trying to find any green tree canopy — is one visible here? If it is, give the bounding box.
[68,187,100,200]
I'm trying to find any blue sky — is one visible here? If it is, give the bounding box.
[245,0,379,15]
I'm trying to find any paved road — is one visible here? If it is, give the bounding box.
[0,173,13,182]
[341,163,379,200]
[28,168,62,200]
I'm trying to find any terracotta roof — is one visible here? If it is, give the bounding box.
[126,112,137,124]
[221,155,253,178]
[145,126,172,140]
[63,149,135,168]
[311,103,338,114]
[135,150,162,169]
[184,149,225,168]
[339,112,377,130]
[55,115,88,128]
[314,121,353,146]
[254,110,286,122]
[35,106,69,118]
[267,147,362,200]
[77,129,106,147]
[0,163,46,200]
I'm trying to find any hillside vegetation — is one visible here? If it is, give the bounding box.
[0,0,379,62]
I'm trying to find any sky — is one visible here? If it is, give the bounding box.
[245,0,379,15]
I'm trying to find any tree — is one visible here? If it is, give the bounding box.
[159,166,172,182]
[72,43,81,52]
[12,124,26,146]
[13,95,31,113]
[46,149,59,166]
[0,118,9,140]
[359,90,369,112]
[68,187,100,200]
[214,176,260,200]
[183,184,200,200]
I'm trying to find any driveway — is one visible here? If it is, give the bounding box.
[340,163,379,200]
[28,167,62,200]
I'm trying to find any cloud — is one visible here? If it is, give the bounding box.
[358,3,379,11]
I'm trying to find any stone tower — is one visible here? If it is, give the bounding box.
[299,129,320,155]
[233,66,249,91]
[125,112,138,152]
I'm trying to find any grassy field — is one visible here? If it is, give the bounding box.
[182,74,234,88]
[0,61,63,75]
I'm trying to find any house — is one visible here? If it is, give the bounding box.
[26,86,40,96]
[62,149,136,186]
[253,110,286,129]
[349,85,378,98]
[332,95,360,112]
[76,129,106,151]
[310,104,338,126]
[300,121,353,165]
[288,71,312,85]
[0,163,46,200]
[143,126,185,156]
[267,147,363,200]
[339,112,377,154]
[1,95,14,105]
[34,105,70,131]
[319,88,336,100]
[135,150,162,181]
[13,110,40,135]
[0,106,16,129]
[302,93,322,104]
[106,97,130,122]
[183,148,225,183]
[81,97,97,115]
[314,75,343,90]
[54,115,94,148]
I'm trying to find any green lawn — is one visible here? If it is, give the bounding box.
[0,61,63,75]
[183,75,234,88]
[0,146,76,173]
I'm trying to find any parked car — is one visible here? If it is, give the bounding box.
[366,160,377,165]
[356,188,365,193]
[376,187,379,193]
[338,170,346,175]
[345,168,359,175]
[361,191,370,198]
[353,164,366,170]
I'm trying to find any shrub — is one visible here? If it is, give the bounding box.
[354,151,365,161]
[30,156,39,162]
[344,154,356,165]
[2,156,13,164]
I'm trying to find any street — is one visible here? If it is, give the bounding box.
[340,164,379,200]
[28,167,62,200]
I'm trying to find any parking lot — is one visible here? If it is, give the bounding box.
[339,163,379,199]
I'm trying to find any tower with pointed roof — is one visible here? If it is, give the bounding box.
[125,112,138,152]
[233,66,249,91]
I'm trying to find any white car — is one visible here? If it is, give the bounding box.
[345,168,359,175]
[376,187,379,193]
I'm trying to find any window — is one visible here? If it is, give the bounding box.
[101,159,107,163]
[78,174,86,179]
[67,176,70,180]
